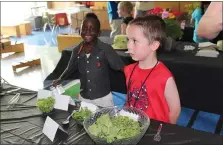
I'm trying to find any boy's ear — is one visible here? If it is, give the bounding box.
[151,41,160,51]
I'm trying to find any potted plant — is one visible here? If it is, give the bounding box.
[183,2,201,25]
[148,7,183,40]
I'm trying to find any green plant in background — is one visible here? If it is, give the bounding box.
[217,40,223,51]
[36,97,55,113]
[184,2,200,16]
[164,19,183,40]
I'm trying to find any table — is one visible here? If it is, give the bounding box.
[47,6,90,15]
[1,25,21,38]
[1,22,32,38]
[19,21,32,35]
[44,37,223,115]
[1,83,223,144]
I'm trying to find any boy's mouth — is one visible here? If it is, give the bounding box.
[84,36,92,39]
[130,53,134,57]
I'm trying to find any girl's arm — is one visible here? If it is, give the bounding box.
[197,2,223,39]
[121,23,127,35]
[164,77,181,124]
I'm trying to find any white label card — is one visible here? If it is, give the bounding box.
[37,89,53,99]
[42,116,59,142]
[54,95,70,111]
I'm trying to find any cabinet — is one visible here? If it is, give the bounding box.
[90,8,111,30]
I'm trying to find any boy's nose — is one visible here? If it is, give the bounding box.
[127,42,132,51]
[86,29,91,33]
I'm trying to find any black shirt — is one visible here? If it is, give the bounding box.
[122,16,134,25]
[65,39,125,100]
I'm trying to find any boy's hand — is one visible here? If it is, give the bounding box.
[52,79,61,87]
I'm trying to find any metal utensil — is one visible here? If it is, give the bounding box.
[154,123,163,142]
[62,115,72,125]
[0,88,21,96]
[7,93,20,109]
[62,111,76,125]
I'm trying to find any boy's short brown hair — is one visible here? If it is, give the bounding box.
[128,15,166,48]
[118,1,133,14]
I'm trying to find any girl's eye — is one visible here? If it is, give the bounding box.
[133,39,137,43]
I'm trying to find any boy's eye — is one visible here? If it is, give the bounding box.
[127,38,137,44]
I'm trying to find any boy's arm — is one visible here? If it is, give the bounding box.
[61,47,80,78]
[197,2,223,40]
[164,77,181,124]
[53,47,79,86]
[105,45,125,71]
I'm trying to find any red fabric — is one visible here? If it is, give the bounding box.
[172,10,181,17]
[148,7,163,15]
[55,13,69,26]
[82,2,94,7]
[124,62,173,123]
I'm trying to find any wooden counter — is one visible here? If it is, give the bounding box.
[57,34,83,52]
[19,22,32,35]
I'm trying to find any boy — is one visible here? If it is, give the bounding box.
[53,13,125,107]
[117,1,134,35]
[124,15,181,124]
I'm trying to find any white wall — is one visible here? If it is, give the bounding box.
[1,2,47,26]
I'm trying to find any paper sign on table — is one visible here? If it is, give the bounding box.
[42,116,59,142]
[37,89,53,99]
[80,101,98,112]
[56,85,65,95]
[69,97,76,106]
[195,50,219,58]
[54,95,70,111]
[198,42,217,48]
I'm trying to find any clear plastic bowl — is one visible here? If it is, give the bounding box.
[83,106,150,145]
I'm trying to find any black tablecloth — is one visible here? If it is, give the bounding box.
[1,84,223,145]
[180,26,194,42]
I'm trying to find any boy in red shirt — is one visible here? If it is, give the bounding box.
[124,15,181,124]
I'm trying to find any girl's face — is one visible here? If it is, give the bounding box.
[117,5,125,17]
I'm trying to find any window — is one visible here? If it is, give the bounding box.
[1,2,47,26]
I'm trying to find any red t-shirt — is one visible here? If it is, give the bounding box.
[124,61,173,123]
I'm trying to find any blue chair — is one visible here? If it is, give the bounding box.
[112,92,126,107]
